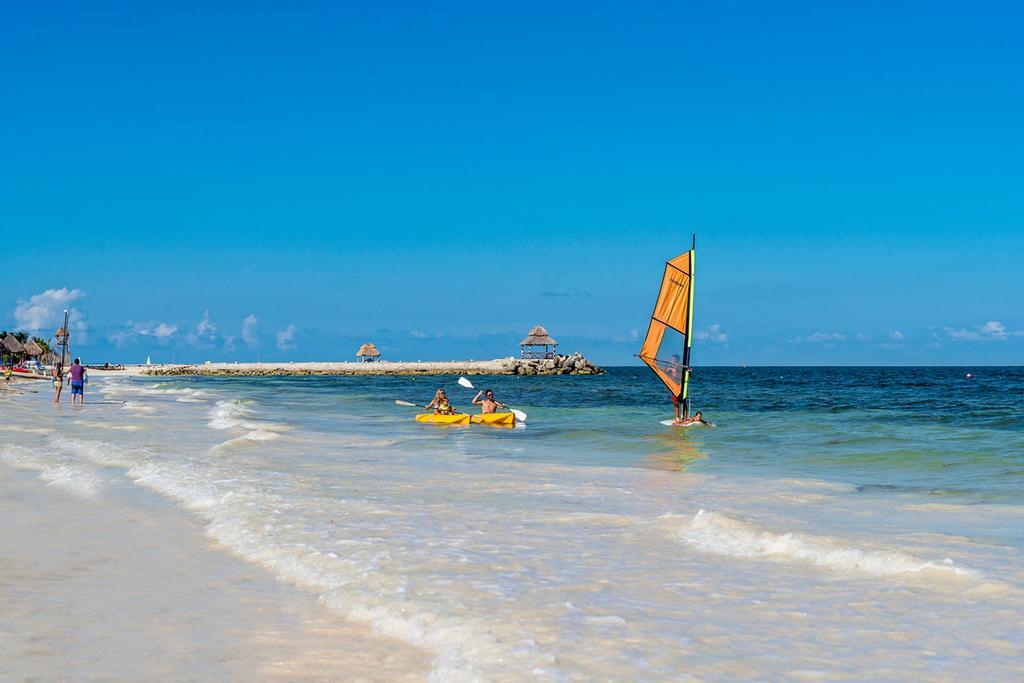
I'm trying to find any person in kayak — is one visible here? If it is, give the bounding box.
[472,389,507,414]
[69,358,87,405]
[425,388,457,415]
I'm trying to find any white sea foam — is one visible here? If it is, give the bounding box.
[0,444,104,498]
[118,457,554,681]
[211,430,282,451]
[54,438,144,469]
[139,385,207,400]
[680,509,973,579]
[207,400,288,440]
[0,425,54,435]
[72,420,142,432]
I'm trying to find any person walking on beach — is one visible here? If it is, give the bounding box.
[52,362,64,403]
[472,389,507,414]
[3,365,10,384]
[69,358,87,405]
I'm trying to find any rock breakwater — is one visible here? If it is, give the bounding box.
[136,354,604,377]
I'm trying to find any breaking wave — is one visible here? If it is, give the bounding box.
[679,509,974,579]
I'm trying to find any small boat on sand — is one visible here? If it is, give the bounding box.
[8,361,51,381]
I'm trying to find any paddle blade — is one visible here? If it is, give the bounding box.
[457,377,475,390]
[395,400,418,407]
[511,409,527,423]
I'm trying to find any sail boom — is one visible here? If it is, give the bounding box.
[650,316,689,336]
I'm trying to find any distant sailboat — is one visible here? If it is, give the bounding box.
[638,235,697,421]
[146,355,151,366]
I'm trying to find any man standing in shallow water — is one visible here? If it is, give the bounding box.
[69,358,87,405]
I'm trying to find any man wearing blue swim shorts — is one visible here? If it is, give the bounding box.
[69,357,87,405]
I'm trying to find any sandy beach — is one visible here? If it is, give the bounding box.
[0,458,429,682]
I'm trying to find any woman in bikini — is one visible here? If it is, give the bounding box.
[425,388,457,415]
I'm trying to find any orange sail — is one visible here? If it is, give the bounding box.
[639,243,695,404]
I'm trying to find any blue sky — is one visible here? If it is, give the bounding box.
[2,1,1022,365]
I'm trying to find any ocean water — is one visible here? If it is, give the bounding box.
[3,367,1023,680]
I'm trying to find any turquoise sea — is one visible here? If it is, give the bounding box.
[3,367,1023,680]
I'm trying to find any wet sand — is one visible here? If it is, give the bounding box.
[0,464,429,682]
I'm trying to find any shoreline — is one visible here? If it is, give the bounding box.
[124,352,604,377]
[0,462,430,681]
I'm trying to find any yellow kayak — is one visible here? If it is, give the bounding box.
[470,412,517,427]
[415,413,471,425]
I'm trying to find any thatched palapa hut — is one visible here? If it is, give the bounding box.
[23,339,43,357]
[520,325,558,359]
[3,334,26,356]
[356,342,381,362]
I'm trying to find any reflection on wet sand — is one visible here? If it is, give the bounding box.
[641,430,707,471]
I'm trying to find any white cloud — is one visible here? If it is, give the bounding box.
[275,324,296,351]
[409,330,429,339]
[241,315,259,347]
[187,310,219,346]
[14,288,86,333]
[695,324,729,343]
[109,320,178,347]
[980,320,1007,339]
[945,320,1022,342]
[946,327,980,341]
[148,323,177,339]
[611,329,642,343]
[794,332,846,343]
[889,330,904,341]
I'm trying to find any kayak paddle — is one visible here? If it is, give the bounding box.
[457,376,528,423]
[395,400,421,408]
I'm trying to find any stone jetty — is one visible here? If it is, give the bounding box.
[136,353,604,377]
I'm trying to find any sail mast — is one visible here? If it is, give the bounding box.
[680,234,696,418]
[637,234,698,416]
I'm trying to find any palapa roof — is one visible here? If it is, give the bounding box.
[356,342,380,357]
[2,334,26,354]
[23,339,43,356]
[54,326,69,339]
[520,325,557,346]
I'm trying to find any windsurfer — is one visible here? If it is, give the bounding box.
[674,410,710,427]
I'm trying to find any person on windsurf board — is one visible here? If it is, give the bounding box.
[637,235,714,427]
